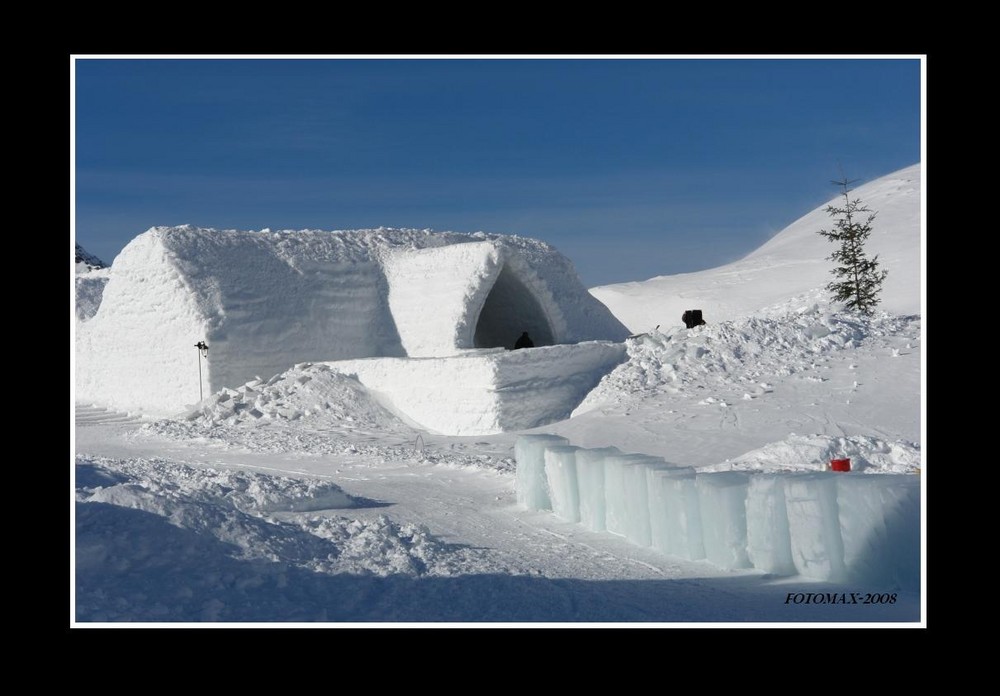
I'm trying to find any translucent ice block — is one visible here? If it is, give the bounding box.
[575,446,620,532]
[745,474,795,575]
[836,473,920,588]
[648,466,704,560]
[515,434,568,511]
[784,472,846,581]
[622,457,670,547]
[696,472,751,570]
[544,445,581,523]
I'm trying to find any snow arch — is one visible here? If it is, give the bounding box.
[473,263,554,349]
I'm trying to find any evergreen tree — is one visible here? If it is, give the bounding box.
[818,177,887,315]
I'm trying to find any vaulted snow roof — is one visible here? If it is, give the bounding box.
[77,226,628,415]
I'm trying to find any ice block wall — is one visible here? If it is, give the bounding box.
[516,439,920,587]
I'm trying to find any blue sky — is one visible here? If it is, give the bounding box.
[73,57,921,287]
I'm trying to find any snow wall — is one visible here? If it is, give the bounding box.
[516,437,920,588]
[76,226,628,416]
[327,341,627,435]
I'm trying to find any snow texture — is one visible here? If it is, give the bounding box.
[183,362,407,434]
[77,226,628,416]
[591,163,920,332]
[76,456,503,621]
[578,305,918,418]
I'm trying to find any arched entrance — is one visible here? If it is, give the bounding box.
[473,264,555,349]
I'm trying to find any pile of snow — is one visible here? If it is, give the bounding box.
[77,226,628,416]
[184,362,409,433]
[591,163,920,332]
[706,434,921,475]
[578,305,919,411]
[76,455,503,621]
[516,439,919,585]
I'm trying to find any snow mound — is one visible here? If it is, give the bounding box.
[591,163,920,331]
[578,306,918,411]
[76,456,484,582]
[183,362,408,433]
[707,434,921,475]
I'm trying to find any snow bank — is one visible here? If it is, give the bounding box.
[77,226,628,416]
[517,441,920,586]
[591,163,920,331]
[183,362,407,433]
[328,341,626,435]
[76,455,504,620]
[722,434,921,475]
[577,306,919,418]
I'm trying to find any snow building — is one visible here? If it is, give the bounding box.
[76,226,629,421]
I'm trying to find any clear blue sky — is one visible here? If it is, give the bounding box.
[73,57,921,287]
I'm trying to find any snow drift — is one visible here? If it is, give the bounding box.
[591,163,920,332]
[76,226,628,416]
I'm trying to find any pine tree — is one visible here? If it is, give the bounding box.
[818,177,888,315]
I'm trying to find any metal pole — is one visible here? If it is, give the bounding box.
[195,341,209,402]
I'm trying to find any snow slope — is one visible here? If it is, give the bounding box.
[590,164,920,332]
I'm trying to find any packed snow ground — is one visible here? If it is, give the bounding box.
[73,165,922,624]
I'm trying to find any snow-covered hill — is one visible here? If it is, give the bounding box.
[590,164,920,333]
[75,243,107,274]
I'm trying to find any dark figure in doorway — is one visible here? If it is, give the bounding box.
[514,331,534,350]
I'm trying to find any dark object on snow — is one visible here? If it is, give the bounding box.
[682,310,706,329]
[514,331,534,350]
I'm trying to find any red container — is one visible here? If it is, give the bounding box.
[830,458,851,472]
